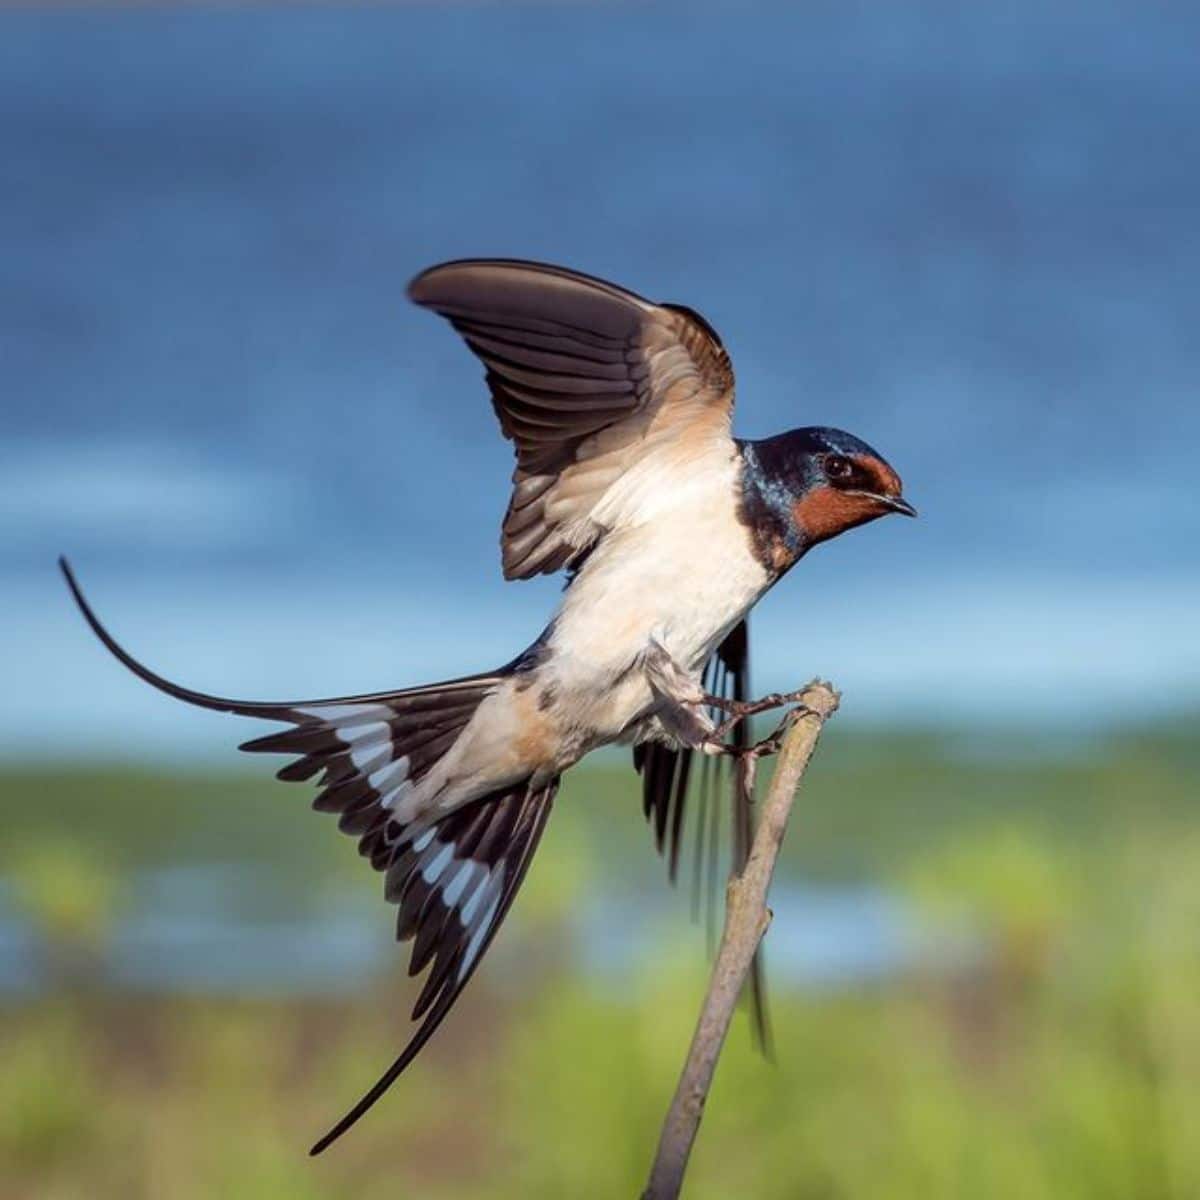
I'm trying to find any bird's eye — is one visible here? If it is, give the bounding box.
[825,455,854,482]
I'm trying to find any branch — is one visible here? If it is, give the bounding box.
[641,680,840,1200]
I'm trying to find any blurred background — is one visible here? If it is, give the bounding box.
[2,2,1198,1197]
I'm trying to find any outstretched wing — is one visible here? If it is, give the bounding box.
[408,258,735,580]
[633,620,771,1052]
[60,559,557,1152]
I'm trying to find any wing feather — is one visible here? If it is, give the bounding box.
[409,258,735,579]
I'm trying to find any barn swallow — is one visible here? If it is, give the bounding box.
[60,259,914,1153]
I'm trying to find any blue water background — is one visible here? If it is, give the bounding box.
[2,3,1198,758]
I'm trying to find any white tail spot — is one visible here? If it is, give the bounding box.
[460,889,503,980]
[421,842,455,885]
[441,861,480,909]
[369,755,411,795]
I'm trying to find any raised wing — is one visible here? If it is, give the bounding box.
[60,559,557,1153]
[408,258,735,580]
[633,620,771,1052]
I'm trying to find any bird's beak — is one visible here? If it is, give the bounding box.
[867,493,918,518]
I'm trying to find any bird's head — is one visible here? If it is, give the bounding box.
[738,426,915,572]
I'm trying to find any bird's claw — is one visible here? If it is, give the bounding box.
[700,695,816,759]
[699,685,816,720]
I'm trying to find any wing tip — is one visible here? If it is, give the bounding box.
[407,257,522,307]
[406,257,653,314]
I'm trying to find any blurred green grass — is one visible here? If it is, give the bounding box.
[1,723,1198,1198]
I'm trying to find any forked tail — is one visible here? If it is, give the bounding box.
[59,557,558,1152]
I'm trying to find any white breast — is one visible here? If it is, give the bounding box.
[544,442,770,741]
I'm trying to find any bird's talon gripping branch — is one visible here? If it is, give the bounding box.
[703,698,816,759]
[744,713,801,759]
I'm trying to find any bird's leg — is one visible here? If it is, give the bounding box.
[643,643,819,761]
[641,639,715,749]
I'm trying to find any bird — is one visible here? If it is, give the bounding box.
[60,258,915,1153]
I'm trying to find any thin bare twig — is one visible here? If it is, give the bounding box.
[641,681,841,1200]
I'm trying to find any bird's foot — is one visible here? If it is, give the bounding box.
[698,683,825,758]
[700,708,803,759]
[701,686,818,740]
[743,708,804,758]
[701,688,813,720]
